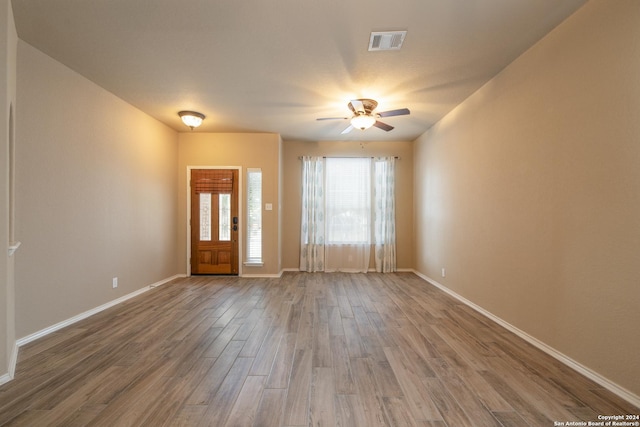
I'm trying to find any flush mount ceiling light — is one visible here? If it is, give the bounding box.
[350,114,376,130]
[178,111,205,130]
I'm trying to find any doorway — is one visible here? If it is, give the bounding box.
[190,168,239,275]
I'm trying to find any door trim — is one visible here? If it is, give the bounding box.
[187,166,243,277]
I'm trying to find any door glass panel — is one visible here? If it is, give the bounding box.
[199,193,212,241]
[219,193,231,241]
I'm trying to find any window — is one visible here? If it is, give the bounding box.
[247,169,262,263]
[325,158,371,244]
[199,193,212,241]
[218,194,231,241]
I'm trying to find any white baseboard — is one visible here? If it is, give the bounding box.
[8,341,17,377]
[15,274,184,349]
[0,373,11,386]
[412,270,640,409]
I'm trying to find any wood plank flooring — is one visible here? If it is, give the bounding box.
[0,272,637,426]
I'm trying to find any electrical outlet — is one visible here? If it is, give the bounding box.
[441,268,446,278]
[112,277,118,288]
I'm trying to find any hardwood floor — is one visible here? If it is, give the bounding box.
[0,272,637,426]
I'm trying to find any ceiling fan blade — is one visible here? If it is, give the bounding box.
[373,121,394,132]
[316,117,349,121]
[341,125,354,134]
[377,108,410,117]
[350,99,365,114]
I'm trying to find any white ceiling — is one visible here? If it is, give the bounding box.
[12,0,587,142]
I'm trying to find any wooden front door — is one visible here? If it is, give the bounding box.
[190,169,239,275]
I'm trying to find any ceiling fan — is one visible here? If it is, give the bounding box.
[317,99,410,134]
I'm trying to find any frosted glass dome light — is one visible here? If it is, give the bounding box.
[178,111,205,130]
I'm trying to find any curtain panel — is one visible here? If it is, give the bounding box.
[374,157,396,272]
[299,156,325,272]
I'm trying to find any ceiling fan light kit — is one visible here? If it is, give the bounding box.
[178,110,205,130]
[351,114,376,130]
[317,98,410,134]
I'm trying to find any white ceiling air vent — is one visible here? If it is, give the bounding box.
[368,31,407,51]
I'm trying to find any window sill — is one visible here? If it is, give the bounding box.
[244,261,264,267]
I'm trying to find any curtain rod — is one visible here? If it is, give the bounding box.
[298,156,400,160]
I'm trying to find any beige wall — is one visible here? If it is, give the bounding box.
[282,140,414,270]
[414,0,640,397]
[15,41,180,338]
[0,0,17,380]
[177,133,282,276]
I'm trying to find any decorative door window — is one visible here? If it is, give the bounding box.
[199,193,212,241]
[219,194,231,241]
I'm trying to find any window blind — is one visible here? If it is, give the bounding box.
[193,170,233,193]
[247,169,262,262]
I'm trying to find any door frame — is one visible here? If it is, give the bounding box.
[186,166,243,277]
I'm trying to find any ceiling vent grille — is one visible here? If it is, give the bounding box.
[368,31,407,51]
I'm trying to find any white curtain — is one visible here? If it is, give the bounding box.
[300,156,325,272]
[374,157,396,272]
[324,158,371,272]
